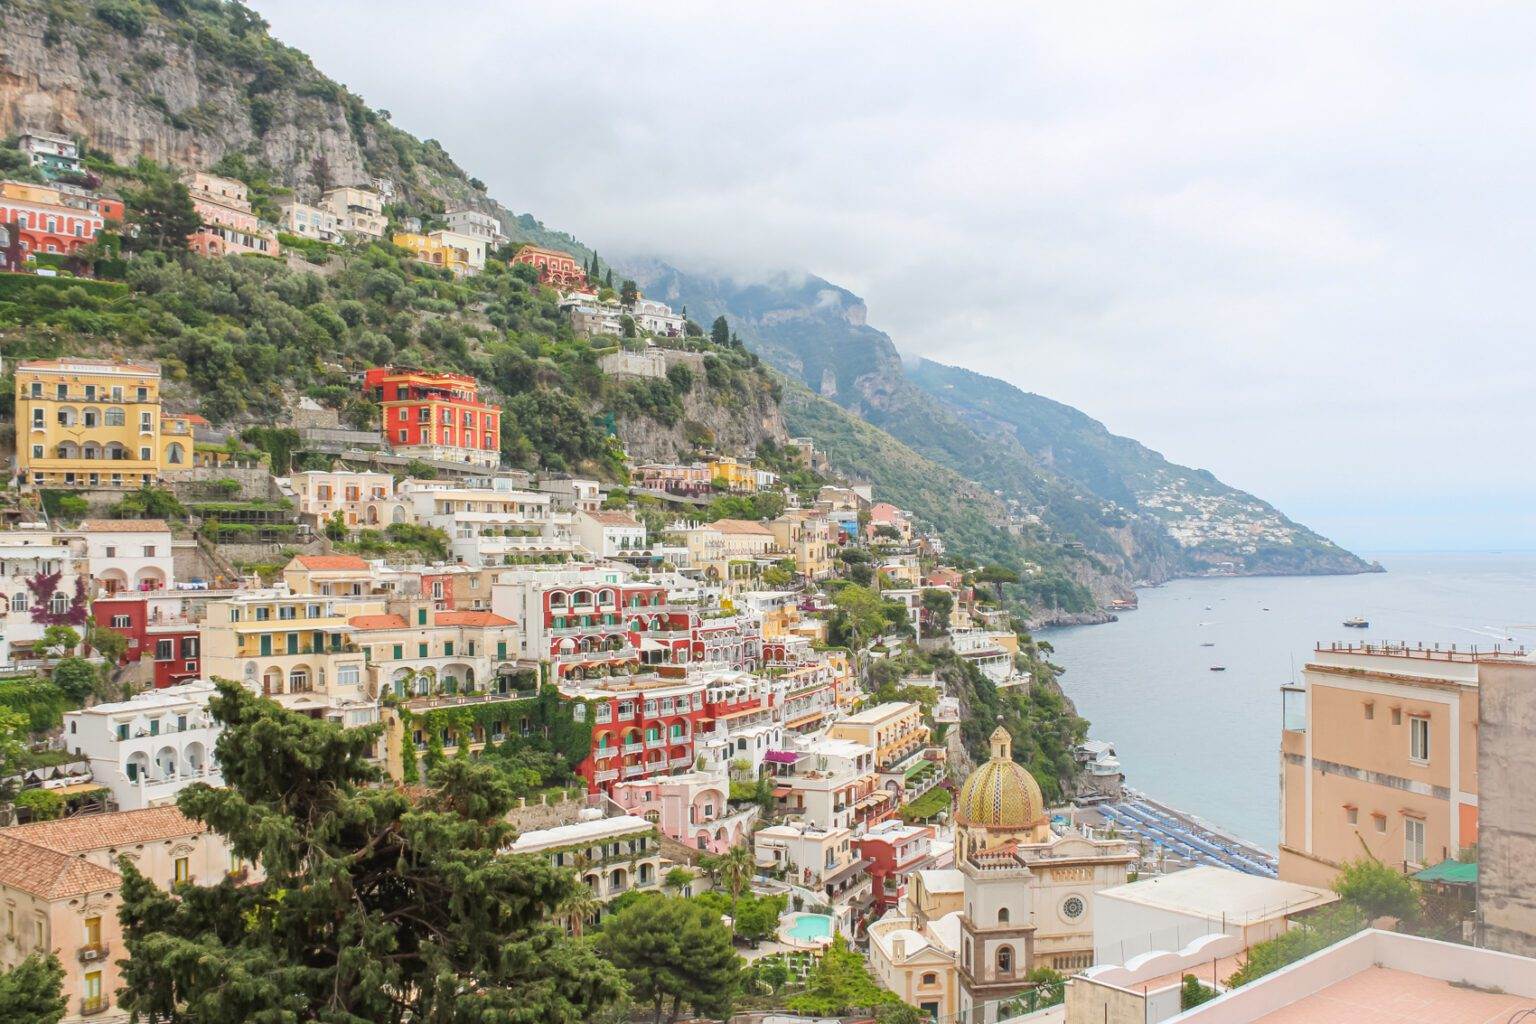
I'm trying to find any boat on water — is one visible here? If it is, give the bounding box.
[1209,666,1227,672]
[1200,642,1216,648]
[1343,616,1369,628]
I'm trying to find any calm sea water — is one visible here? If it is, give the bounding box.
[1044,552,1536,850]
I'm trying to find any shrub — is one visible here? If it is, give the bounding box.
[13,788,65,821]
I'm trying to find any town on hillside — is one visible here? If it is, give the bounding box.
[0,126,1533,1024]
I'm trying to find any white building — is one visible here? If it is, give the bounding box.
[573,509,647,558]
[630,297,685,337]
[61,681,223,810]
[1091,865,1338,966]
[433,228,486,271]
[508,813,663,908]
[78,519,174,595]
[396,478,573,565]
[0,528,87,661]
[444,209,506,247]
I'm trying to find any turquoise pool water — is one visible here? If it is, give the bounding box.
[784,914,833,941]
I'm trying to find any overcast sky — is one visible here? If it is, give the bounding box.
[254,1,1536,553]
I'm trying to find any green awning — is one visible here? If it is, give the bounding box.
[1413,859,1477,885]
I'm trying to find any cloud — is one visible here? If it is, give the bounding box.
[251,0,1536,549]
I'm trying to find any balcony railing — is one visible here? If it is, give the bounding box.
[77,942,110,963]
[623,764,649,778]
[79,996,108,1016]
[622,742,644,756]
[594,768,619,783]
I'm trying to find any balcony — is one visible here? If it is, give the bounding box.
[670,754,695,768]
[623,763,649,778]
[622,741,644,756]
[594,768,619,784]
[646,736,667,750]
[79,996,108,1016]
[77,941,110,963]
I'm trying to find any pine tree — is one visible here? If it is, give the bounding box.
[0,953,65,1024]
[117,680,623,1023]
[599,895,744,1024]
[121,175,201,254]
[604,268,613,287]
[710,315,730,348]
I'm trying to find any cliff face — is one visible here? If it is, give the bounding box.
[614,376,786,464]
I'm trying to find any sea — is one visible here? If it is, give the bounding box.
[1044,551,1536,851]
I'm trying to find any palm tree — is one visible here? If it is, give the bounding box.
[555,881,600,938]
[717,844,754,918]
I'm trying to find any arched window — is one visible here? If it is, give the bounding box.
[996,945,1012,976]
[997,907,1010,925]
[289,668,311,692]
[921,973,938,986]
[166,442,185,465]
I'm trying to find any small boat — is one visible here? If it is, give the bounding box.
[1200,642,1216,648]
[1209,666,1227,672]
[1343,616,1369,628]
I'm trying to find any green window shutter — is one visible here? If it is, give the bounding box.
[418,643,429,658]
[497,641,507,660]
[418,608,427,625]
[393,644,403,660]
[444,641,454,656]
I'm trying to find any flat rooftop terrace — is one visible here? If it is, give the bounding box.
[1251,966,1532,1024]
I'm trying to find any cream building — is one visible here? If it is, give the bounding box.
[199,589,376,730]
[288,469,395,527]
[509,815,662,920]
[769,509,836,580]
[0,807,248,1023]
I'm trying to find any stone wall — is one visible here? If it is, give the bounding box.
[1477,661,1536,956]
[504,792,594,833]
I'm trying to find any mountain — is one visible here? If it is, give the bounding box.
[0,0,596,261]
[627,262,1378,582]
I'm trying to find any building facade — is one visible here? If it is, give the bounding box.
[364,367,501,469]
[182,171,279,258]
[511,245,586,289]
[1279,642,1485,888]
[14,358,191,489]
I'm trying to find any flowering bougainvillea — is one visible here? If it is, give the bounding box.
[27,571,89,627]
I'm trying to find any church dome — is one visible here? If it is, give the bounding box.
[955,725,1046,831]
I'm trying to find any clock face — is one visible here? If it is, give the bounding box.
[1062,896,1085,920]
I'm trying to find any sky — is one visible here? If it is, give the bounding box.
[252,1,1536,553]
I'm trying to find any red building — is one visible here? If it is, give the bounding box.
[0,181,123,260]
[511,245,587,290]
[93,593,202,688]
[852,820,938,914]
[576,669,709,793]
[363,366,501,469]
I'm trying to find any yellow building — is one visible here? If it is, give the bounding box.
[829,701,930,772]
[392,231,471,277]
[14,359,194,489]
[770,510,837,580]
[706,456,757,493]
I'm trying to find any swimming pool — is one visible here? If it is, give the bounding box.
[782,913,834,944]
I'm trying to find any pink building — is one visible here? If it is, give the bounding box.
[609,769,759,854]
[182,172,280,258]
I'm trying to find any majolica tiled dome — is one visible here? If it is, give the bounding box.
[955,726,1046,831]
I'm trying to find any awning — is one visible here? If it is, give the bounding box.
[50,782,107,797]
[1413,859,1478,885]
[772,786,793,797]
[822,858,873,887]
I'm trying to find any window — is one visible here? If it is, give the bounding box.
[1363,702,1374,720]
[996,946,1012,975]
[174,856,190,883]
[31,409,43,428]
[997,907,1009,924]
[1061,896,1085,919]
[1391,707,1402,725]
[1405,817,1426,865]
[140,411,153,432]
[84,915,101,947]
[143,545,156,557]
[140,447,151,461]
[83,971,102,1011]
[1373,813,1388,834]
[30,445,42,458]
[8,594,24,613]
[111,615,131,628]
[1346,806,1359,826]
[180,637,198,658]
[49,592,68,615]
[29,382,40,398]
[155,638,174,660]
[137,386,148,401]
[443,641,454,656]
[418,643,428,658]
[1410,716,1430,762]
[392,644,403,660]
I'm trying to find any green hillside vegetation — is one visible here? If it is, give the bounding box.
[782,386,1096,613]
[0,239,770,476]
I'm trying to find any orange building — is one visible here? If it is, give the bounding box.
[1280,642,1499,888]
[363,367,500,469]
[511,245,586,290]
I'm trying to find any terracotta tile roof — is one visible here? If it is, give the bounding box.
[0,834,121,899]
[435,611,515,627]
[182,413,211,426]
[348,613,409,630]
[711,518,774,536]
[293,555,370,571]
[2,806,204,854]
[586,510,641,527]
[79,519,171,532]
